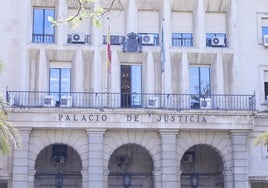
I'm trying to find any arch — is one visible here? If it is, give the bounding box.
[177,131,232,171]
[103,130,161,173]
[29,129,88,172]
[108,143,154,187]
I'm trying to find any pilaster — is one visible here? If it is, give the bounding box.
[86,129,106,188]
[194,0,206,48]
[12,128,32,188]
[159,130,179,188]
[229,130,249,188]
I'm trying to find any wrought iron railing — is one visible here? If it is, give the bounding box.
[32,34,55,43]
[6,91,256,111]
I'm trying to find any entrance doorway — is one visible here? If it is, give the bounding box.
[181,144,224,188]
[108,144,153,188]
[34,144,82,188]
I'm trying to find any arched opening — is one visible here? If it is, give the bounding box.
[108,144,154,188]
[34,144,82,188]
[181,144,224,188]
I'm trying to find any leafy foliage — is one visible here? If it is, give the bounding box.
[0,96,20,155]
[254,131,268,146]
[0,61,21,155]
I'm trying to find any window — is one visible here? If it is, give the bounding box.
[121,65,142,108]
[189,66,211,109]
[262,26,268,41]
[206,33,227,47]
[264,71,268,100]
[49,68,71,106]
[172,33,193,46]
[33,8,55,43]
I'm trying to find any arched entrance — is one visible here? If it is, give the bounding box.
[108,144,154,188]
[34,144,82,188]
[181,144,224,188]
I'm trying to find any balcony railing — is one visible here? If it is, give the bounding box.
[32,34,55,43]
[6,91,256,111]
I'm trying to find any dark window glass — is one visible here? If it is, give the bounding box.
[33,8,55,43]
[264,82,268,100]
[120,65,142,108]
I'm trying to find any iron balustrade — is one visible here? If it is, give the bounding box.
[32,34,55,43]
[6,91,256,111]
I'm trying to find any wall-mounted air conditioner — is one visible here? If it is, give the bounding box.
[60,96,72,107]
[141,34,155,45]
[200,98,211,109]
[71,33,86,43]
[148,97,159,108]
[182,152,194,163]
[117,155,128,165]
[211,37,225,46]
[264,35,268,47]
[44,96,55,107]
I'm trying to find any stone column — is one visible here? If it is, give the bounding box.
[214,52,225,94]
[194,0,206,48]
[227,0,237,49]
[159,130,179,188]
[57,0,68,45]
[146,52,155,93]
[126,0,138,33]
[229,130,249,188]
[12,128,32,188]
[38,49,48,91]
[162,0,172,94]
[86,129,106,188]
[73,49,84,92]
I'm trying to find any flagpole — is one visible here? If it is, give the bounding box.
[106,17,111,106]
[161,19,165,99]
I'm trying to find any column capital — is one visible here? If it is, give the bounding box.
[86,128,106,135]
[159,129,179,136]
[228,130,250,137]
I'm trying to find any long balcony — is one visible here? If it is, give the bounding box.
[6,91,256,111]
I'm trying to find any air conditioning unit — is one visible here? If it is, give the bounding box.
[141,34,155,45]
[117,155,128,165]
[264,35,268,47]
[53,156,65,164]
[148,97,159,108]
[182,153,194,163]
[200,98,211,109]
[60,96,72,107]
[44,96,55,107]
[71,33,86,43]
[211,37,225,46]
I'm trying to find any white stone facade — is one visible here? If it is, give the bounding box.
[1,0,268,188]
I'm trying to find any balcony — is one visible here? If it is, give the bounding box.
[6,91,256,111]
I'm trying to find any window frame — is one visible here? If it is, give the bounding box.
[32,7,55,43]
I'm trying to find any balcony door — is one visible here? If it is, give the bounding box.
[189,66,211,108]
[120,65,142,108]
[49,68,71,105]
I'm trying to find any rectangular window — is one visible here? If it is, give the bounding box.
[121,65,142,108]
[264,71,268,100]
[172,33,193,46]
[49,68,71,105]
[190,66,211,109]
[33,8,55,43]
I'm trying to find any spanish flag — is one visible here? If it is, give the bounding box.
[107,25,111,73]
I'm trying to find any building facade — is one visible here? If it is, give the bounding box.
[1,0,268,187]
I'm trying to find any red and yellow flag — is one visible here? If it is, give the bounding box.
[107,25,111,73]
